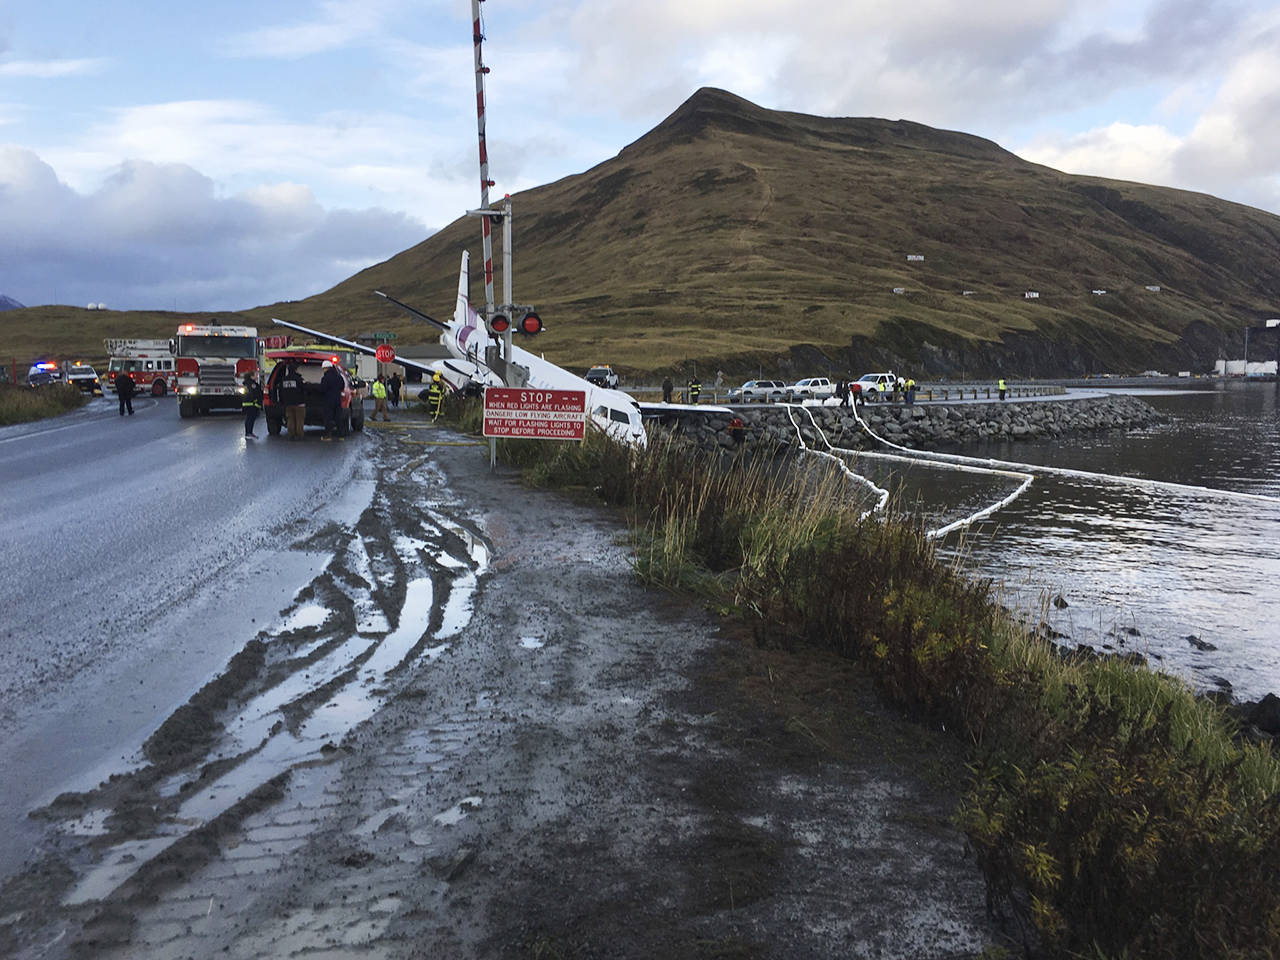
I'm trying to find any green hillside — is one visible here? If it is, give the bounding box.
[7,88,1280,378]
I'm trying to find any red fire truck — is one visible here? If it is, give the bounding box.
[173,323,262,417]
[103,339,177,396]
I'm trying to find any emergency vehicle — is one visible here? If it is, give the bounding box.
[172,323,262,418]
[104,339,176,396]
[63,361,103,394]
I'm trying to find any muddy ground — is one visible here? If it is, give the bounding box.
[1,417,1016,959]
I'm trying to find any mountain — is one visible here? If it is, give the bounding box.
[0,295,25,312]
[7,88,1280,376]
[258,87,1276,377]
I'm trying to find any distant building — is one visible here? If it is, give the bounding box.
[892,287,906,295]
[1024,291,1040,299]
[1091,289,1107,295]
[1145,285,1161,292]
[905,254,925,262]
[961,290,976,296]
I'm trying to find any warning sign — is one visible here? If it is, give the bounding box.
[483,387,586,441]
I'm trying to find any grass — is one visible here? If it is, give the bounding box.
[455,403,1280,959]
[0,383,86,425]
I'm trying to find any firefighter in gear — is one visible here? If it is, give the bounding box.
[371,375,390,421]
[688,376,701,404]
[242,371,263,439]
[427,372,447,421]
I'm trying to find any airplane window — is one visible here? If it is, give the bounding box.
[610,408,631,424]
[592,405,608,418]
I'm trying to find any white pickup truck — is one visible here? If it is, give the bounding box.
[852,373,896,401]
[785,377,836,402]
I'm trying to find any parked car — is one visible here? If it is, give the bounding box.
[584,365,619,388]
[851,372,896,401]
[785,377,836,402]
[262,351,365,437]
[63,361,103,395]
[727,379,787,403]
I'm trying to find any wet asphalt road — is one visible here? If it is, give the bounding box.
[0,394,370,879]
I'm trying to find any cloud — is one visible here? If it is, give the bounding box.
[1018,122,1181,185]
[221,0,403,59]
[0,57,108,78]
[0,148,428,310]
[1021,9,1280,214]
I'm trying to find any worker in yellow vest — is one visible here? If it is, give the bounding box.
[427,372,447,421]
[372,375,390,421]
[998,378,1008,400]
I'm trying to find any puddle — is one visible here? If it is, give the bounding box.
[432,796,483,826]
[278,604,330,633]
[519,637,545,650]
[61,499,492,906]
[436,573,478,640]
[316,479,376,527]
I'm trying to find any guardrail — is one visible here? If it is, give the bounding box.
[630,383,1069,404]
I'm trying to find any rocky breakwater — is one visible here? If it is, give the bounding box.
[662,394,1163,456]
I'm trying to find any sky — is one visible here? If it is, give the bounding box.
[2,0,1279,312]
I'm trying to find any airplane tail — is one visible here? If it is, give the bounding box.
[455,251,471,326]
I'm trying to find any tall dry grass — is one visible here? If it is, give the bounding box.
[0,383,86,425]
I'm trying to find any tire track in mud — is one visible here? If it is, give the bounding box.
[0,438,491,958]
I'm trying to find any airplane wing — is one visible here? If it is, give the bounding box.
[637,402,733,417]
[270,316,442,379]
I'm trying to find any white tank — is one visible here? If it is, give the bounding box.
[1225,360,1247,375]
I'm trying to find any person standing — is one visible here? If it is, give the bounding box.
[372,374,390,421]
[998,377,1008,401]
[388,372,402,408]
[905,376,916,405]
[662,376,673,404]
[688,376,701,404]
[320,360,344,441]
[242,371,263,438]
[114,370,135,416]
[426,371,446,421]
[277,361,306,440]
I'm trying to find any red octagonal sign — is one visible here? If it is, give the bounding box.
[374,344,396,363]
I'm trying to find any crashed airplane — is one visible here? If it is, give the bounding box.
[273,251,727,449]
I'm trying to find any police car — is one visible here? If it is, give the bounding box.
[26,362,63,388]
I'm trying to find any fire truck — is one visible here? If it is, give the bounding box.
[103,339,177,396]
[173,322,262,417]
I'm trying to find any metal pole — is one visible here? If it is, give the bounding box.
[471,0,495,319]
[502,195,513,362]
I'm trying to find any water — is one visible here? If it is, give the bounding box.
[860,383,1280,701]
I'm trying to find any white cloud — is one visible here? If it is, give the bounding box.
[0,148,427,310]
[0,57,108,78]
[1019,122,1181,186]
[222,0,402,59]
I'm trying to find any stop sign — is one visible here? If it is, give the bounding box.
[375,344,395,363]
